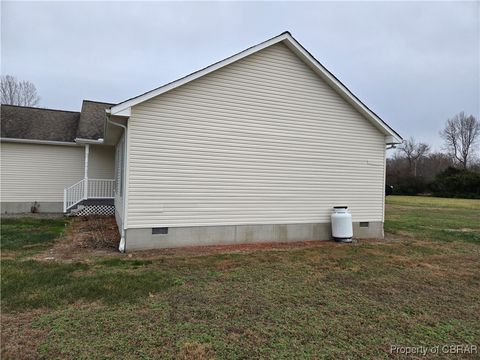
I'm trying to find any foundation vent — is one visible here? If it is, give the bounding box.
[152,227,168,235]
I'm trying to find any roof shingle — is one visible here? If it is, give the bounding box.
[76,100,113,140]
[0,100,113,142]
[0,105,80,142]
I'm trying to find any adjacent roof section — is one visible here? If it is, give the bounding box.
[0,105,80,142]
[76,100,113,140]
[109,31,402,144]
[1,100,113,144]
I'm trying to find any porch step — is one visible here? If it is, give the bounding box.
[68,199,115,217]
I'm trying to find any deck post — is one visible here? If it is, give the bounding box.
[84,144,90,200]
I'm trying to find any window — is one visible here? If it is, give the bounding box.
[359,222,369,228]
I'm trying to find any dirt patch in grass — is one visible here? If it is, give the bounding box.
[127,237,390,259]
[32,216,120,262]
[1,310,49,360]
[72,216,119,250]
[178,341,215,360]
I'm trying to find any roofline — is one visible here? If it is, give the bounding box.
[82,99,115,105]
[109,31,402,143]
[0,137,80,146]
[109,32,291,117]
[284,35,403,142]
[0,104,80,114]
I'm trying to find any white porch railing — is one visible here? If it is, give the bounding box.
[64,179,85,212]
[88,179,116,199]
[63,178,115,212]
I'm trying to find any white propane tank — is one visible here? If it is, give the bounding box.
[331,206,353,242]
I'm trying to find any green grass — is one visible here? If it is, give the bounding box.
[1,197,480,359]
[1,259,178,310]
[1,217,68,252]
[385,196,480,243]
[386,195,480,209]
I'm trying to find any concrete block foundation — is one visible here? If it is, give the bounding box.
[125,221,384,251]
[1,201,63,214]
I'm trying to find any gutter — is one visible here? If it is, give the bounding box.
[106,112,128,253]
[74,137,104,145]
[0,137,79,146]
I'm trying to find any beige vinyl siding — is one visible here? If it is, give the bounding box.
[126,43,386,228]
[88,145,115,179]
[1,142,84,202]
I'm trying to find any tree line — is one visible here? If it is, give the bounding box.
[387,112,480,198]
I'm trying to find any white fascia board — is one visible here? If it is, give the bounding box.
[113,107,131,117]
[0,137,79,146]
[109,32,402,142]
[385,135,403,145]
[386,134,403,144]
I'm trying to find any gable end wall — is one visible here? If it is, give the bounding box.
[125,43,387,232]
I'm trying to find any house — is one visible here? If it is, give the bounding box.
[0,32,402,251]
[1,101,116,215]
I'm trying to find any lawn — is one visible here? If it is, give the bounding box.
[385,196,480,244]
[1,196,479,359]
[1,217,68,253]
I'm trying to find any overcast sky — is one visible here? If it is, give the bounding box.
[2,1,479,150]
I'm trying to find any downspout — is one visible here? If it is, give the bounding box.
[106,113,128,253]
[84,144,90,200]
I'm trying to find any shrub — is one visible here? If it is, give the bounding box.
[393,176,427,195]
[430,167,480,199]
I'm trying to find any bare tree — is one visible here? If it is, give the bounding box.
[398,137,430,176]
[440,112,479,169]
[418,152,454,181]
[1,75,40,106]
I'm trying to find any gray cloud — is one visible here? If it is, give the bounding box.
[2,1,478,150]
